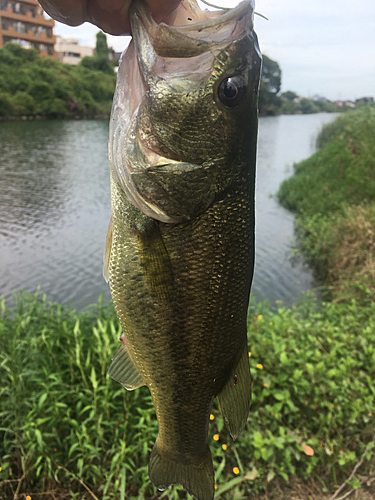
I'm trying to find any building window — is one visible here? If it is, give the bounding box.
[12,2,21,14]
[24,6,35,17]
[39,43,53,55]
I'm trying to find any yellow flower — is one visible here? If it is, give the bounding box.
[257,364,263,370]
[257,315,263,321]
[263,383,267,387]
[213,434,219,441]
[369,412,373,417]
[269,322,274,326]
[215,485,218,491]
[248,351,252,357]
[26,496,32,500]
[233,467,240,475]
[0,467,2,472]
[222,444,227,451]
[210,414,214,421]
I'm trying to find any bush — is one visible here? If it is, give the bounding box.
[0,43,116,119]
[9,91,36,116]
[0,91,14,116]
[27,80,55,102]
[80,55,115,75]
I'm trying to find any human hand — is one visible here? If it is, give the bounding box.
[38,0,182,36]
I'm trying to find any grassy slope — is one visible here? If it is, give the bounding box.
[277,106,375,301]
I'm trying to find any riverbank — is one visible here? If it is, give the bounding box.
[277,105,375,304]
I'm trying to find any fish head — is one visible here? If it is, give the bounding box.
[109,0,262,222]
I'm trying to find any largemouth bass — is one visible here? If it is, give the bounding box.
[104,1,261,498]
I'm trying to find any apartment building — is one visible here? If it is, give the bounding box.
[55,35,94,65]
[0,0,56,58]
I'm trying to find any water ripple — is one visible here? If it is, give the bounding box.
[0,114,339,309]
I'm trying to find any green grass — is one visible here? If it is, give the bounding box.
[1,291,375,499]
[277,106,375,216]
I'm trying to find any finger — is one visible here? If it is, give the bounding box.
[86,0,133,36]
[146,0,182,23]
[38,0,86,26]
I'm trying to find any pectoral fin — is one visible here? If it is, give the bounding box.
[217,343,252,440]
[136,218,174,302]
[108,336,145,390]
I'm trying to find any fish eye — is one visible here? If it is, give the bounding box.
[218,76,246,107]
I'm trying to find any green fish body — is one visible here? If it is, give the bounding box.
[104,1,261,498]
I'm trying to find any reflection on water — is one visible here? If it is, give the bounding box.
[0,114,338,310]
[0,120,112,309]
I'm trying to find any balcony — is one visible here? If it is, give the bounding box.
[1,5,55,27]
[2,24,56,45]
[1,18,54,40]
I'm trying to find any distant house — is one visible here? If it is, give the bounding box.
[55,35,94,65]
[0,0,56,58]
[335,100,356,108]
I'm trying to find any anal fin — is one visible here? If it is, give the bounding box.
[217,342,252,440]
[108,336,145,390]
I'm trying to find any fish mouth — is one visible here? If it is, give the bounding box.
[131,0,255,60]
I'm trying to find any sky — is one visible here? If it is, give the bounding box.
[53,0,375,101]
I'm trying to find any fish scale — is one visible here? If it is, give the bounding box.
[105,0,261,498]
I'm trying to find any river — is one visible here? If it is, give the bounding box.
[0,113,339,310]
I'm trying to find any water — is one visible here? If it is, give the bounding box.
[252,113,339,307]
[0,113,338,310]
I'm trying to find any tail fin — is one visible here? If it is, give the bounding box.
[149,439,214,500]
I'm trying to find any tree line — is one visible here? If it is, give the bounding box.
[0,34,357,119]
[0,35,116,119]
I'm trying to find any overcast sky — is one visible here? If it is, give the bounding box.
[53,0,375,101]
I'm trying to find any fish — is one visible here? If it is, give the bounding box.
[103,1,261,499]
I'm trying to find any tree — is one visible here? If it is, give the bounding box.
[96,31,109,57]
[300,98,319,114]
[258,55,282,115]
[261,55,281,94]
[79,31,114,75]
[281,91,298,101]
